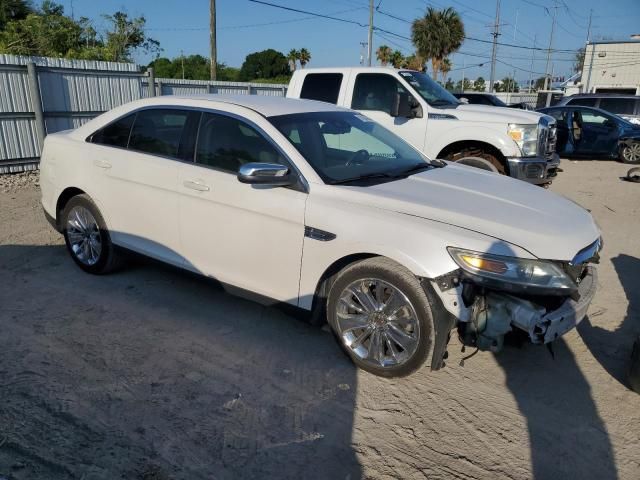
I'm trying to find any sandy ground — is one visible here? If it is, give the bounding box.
[0,160,639,479]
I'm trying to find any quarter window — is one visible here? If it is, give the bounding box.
[351,73,409,115]
[599,98,635,115]
[195,113,284,173]
[128,109,191,158]
[300,73,343,104]
[90,114,135,147]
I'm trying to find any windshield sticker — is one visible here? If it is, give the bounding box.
[399,72,413,77]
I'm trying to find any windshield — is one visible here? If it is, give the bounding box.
[269,111,439,185]
[399,70,460,107]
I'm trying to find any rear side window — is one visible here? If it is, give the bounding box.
[129,109,191,158]
[90,114,135,147]
[599,98,635,115]
[300,73,343,104]
[568,98,597,107]
[195,113,285,173]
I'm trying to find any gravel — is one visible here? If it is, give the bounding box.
[0,171,39,193]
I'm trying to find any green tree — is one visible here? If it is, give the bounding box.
[287,49,298,71]
[239,48,289,81]
[376,44,392,66]
[455,78,472,92]
[298,47,310,68]
[440,57,451,81]
[411,6,464,80]
[101,11,160,62]
[473,76,486,92]
[404,53,425,72]
[445,77,455,91]
[147,55,239,81]
[390,50,404,68]
[0,0,32,30]
[496,76,519,92]
[533,76,546,91]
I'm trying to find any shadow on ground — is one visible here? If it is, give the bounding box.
[0,244,361,480]
[578,254,640,388]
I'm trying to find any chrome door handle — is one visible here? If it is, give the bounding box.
[183,180,210,192]
[94,159,112,169]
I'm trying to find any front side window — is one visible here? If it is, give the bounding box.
[398,70,460,107]
[300,73,343,104]
[128,109,191,158]
[196,113,285,173]
[577,109,612,126]
[90,114,135,147]
[351,73,410,115]
[269,111,437,184]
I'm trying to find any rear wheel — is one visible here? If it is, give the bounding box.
[620,142,640,164]
[62,194,123,274]
[445,148,506,175]
[327,257,434,377]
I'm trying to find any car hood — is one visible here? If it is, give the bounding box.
[336,164,599,262]
[452,104,545,124]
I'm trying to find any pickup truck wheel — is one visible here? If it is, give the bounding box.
[446,148,506,175]
[62,194,123,274]
[620,142,640,164]
[327,257,434,377]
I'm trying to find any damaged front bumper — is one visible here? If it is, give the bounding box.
[479,266,598,348]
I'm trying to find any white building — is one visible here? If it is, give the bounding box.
[581,38,640,94]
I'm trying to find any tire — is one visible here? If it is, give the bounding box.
[61,194,123,274]
[327,257,435,377]
[446,148,507,175]
[620,142,640,164]
[453,156,499,173]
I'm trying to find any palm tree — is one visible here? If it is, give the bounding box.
[298,48,311,68]
[440,57,451,82]
[376,45,392,66]
[287,49,299,72]
[390,50,404,68]
[411,7,465,80]
[404,54,426,72]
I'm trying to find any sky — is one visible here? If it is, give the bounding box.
[57,0,640,83]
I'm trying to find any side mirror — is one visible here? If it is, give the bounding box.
[237,162,293,186]
[391,93,423,119]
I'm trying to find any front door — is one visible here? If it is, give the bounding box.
[177,112,307,305]
[571,108,620,157]
[349,72,427,151]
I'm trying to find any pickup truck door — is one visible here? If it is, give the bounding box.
[347,72,428,152]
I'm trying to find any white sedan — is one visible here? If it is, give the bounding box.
[40,95,601,377]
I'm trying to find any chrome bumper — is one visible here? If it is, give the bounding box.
[507,153,561,185]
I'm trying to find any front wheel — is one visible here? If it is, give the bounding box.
[620,142,640,164]
[327,257,434,377]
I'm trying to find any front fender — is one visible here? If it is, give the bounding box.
[431,124,520,159]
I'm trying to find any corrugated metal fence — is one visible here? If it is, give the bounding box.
[0,54,287,174]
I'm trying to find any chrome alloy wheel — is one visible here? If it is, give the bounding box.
[622,143,640,163]
[335,278,420,369]
[66,205,102,266]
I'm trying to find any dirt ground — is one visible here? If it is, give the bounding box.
[0,160,639,480]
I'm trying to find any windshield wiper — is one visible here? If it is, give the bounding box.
[328,172,400,185]
[430,100,458,107]
[392,161,446,177]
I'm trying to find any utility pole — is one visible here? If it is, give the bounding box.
[367,0,374,66]
[488,0,501,93]
[583,9,594,93]
[181,50,185,80]
[359,41,368,66]
[210,0,217,81]
[528,34,536,92]
[461,58,466,93]
[543,2,559,91]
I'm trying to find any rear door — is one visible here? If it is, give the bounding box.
[177,111,307,304]
[88,108,198,265]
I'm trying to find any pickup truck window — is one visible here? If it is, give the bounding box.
[351,73,408,115]
[398,71,460,107]
[300,73,343,104]
[269,111,437,185]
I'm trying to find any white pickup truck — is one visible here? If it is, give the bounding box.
[287,67,560,185]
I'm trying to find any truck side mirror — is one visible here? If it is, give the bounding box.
[391,93,423,119]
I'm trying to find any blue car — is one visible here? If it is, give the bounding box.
[537,105,640,164]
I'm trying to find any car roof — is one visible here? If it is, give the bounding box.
[128,94,348,117]
[565,93,638,98]
[540,105,625,117]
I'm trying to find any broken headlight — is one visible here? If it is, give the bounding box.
[447,247,577,295]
